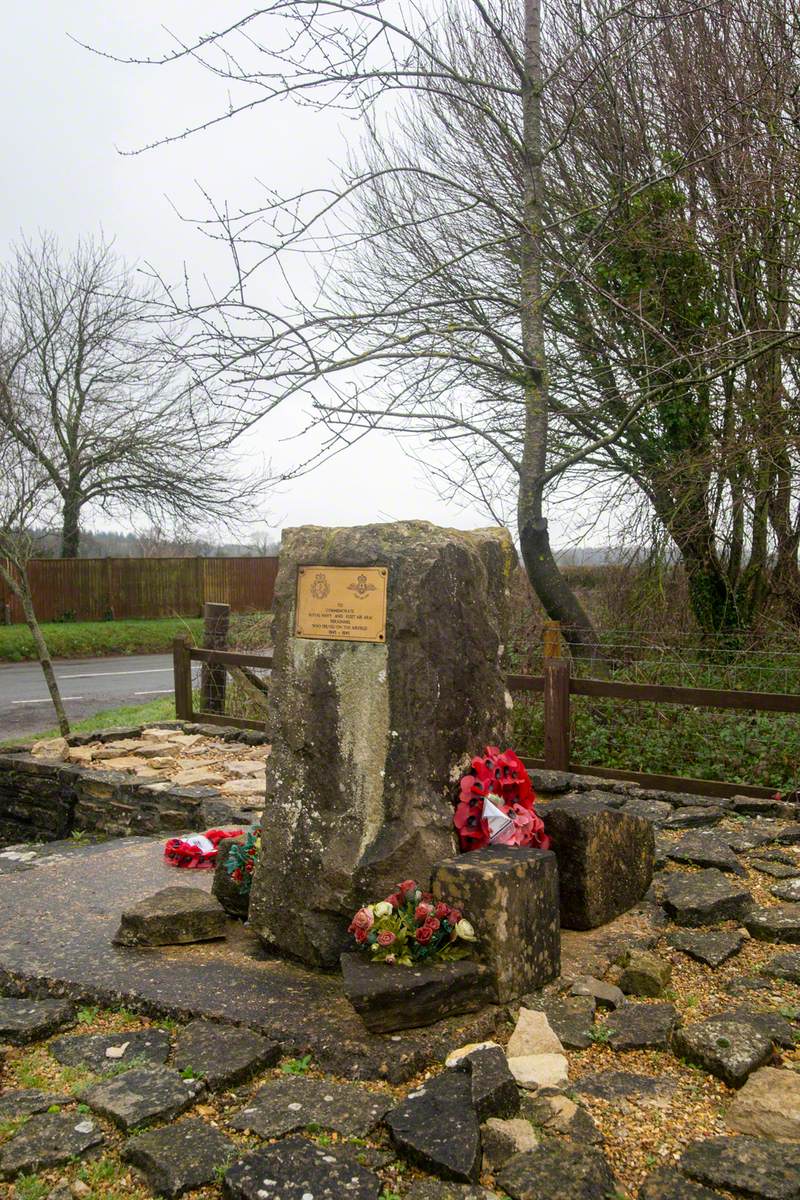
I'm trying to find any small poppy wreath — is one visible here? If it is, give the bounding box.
[225,829,261,895]
[454,746,549,852]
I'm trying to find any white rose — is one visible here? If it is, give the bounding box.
[455,919,477,941]
[373,901,393,918]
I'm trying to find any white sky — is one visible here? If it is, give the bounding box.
[1,1,599,546]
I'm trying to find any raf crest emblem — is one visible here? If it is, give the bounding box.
[348,573,377,599]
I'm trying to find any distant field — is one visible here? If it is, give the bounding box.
[0,618,203,663]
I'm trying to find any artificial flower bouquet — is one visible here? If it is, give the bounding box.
[454,745,550,852]
[348,878,477,966]
[225,829,261,895]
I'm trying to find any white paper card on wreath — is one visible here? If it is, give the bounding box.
[181,834,216,855]
[482,796,515,843]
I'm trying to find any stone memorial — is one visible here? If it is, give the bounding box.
[248,521,516,967]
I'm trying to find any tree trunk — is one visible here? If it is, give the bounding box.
[517,0,600,660]
[650,478,742,637]
[0,561,70,736]
[60,489,82,558]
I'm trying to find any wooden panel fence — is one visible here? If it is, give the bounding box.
[0,556,279,624]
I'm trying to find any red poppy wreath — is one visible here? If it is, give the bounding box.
[454,746,549,852]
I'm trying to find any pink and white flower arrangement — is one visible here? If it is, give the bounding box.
[347,878,476,966]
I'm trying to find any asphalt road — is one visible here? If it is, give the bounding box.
[0,653,179,741]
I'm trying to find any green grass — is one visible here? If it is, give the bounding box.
[0,697,176,749]
[0,617,203,663]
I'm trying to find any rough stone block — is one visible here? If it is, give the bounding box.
[679,1135,800,1199]
[661,869,752,927]
[453,1045,519,1121]
[340,952,495,1033]
[431,847,560,1002]
[0,997,74,1044]
[672,1015,773,1087]
[0,1112,103,1180]
[80,1066,205,1131]
[222,1137,382,1200]
[123,1118,237,1199]
[540,796,654,930]
[212,836,250,919]
[112,887,226,946]
[248,521,516,968]
[229,1076,390,1138]
[173,1020,279,1090]
[726,1067,800,1141]
[497,1141,615,1200]
[385,1069,481,1183]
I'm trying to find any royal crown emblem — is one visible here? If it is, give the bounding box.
[310,572,330,599]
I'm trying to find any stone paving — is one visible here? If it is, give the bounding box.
[28,731,269,814]
[0,800,798,1199]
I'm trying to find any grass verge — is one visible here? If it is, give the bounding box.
[0,697,176,749]
[0,617,203,663]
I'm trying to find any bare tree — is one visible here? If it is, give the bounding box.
[97,0,800,642]
[0,410,70,735]
[0,233,262,558]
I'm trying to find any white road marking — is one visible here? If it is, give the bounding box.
[133,689,173,696]
[57,668,171,679]
[12,696,84,705]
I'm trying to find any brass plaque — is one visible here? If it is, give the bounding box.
[295,566,388,642]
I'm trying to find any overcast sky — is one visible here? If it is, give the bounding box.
[1,2,601,547]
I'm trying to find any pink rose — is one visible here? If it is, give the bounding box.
[415,925,433,944]
[348,907,374,934]
[424,917,440,932]
[434,902,450,920]
[377,930,396,946]
[414,903,433,923]
[354,927,368,944]
[449,909,462,924]
[398,879,416,897]
[385,893,401,909]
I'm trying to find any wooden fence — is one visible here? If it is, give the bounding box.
[173,637,273,731]
[0,556,279,624]
[172,615,796,799]
[508,661,797,801]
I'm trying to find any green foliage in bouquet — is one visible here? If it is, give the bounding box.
[225,829,261,896]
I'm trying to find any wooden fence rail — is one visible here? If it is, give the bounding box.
[508,657,800,800]
[171,618,798,799]
[173,637,273,731]
[0,556,278,624]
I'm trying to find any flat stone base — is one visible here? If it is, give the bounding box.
[431,847,560,1001]
[340,952,495,1032]
[0,837,498,1083]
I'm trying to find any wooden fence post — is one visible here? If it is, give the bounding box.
[543,657,570,771]
[543,619,561,659]
[200,601,230,714]
[172,636,193,721]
